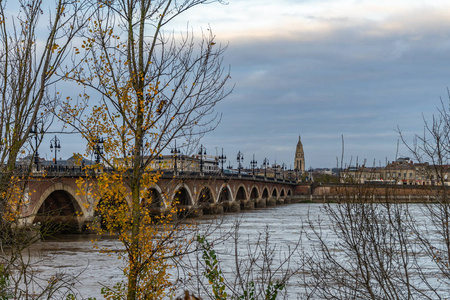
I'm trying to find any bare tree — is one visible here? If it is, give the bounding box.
[0,0,93,298]
[0,0,92,230]
[302,93,450,299]
[0,0,90,181]
[302,196,436,299]
[60,0,231,298]
[175,219,301,300]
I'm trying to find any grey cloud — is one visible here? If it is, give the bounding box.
[203,10,450,167]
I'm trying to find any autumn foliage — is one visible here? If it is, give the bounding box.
[59,0,230,298]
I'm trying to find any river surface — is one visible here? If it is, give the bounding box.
[20,202,450,299]
[24,203,317,299]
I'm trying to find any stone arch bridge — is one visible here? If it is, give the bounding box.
[20,171,298,232]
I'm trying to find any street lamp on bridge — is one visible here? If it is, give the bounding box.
[227,160,233,171]
[282,163,286,180]
[30,123,40,171]
[218,148,226,174]
[250,154,257,176]
[263,158,269,178]
[50,135,61,165]
[236,151,244,175]
[94,136,104,164]
[273,160,278,179]
[198,144,206,174]
[171,140,181,174]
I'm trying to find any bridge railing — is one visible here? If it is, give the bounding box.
[166,171,298,184]
[18,165,298,184]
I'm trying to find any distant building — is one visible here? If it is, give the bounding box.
[313,168,333,175]
[149,154,219,173]
[341,158,450,186]
[16,154,94,172]
[294,135,305,175]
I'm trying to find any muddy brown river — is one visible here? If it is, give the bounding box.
[19,203,450,299]
[24,203,312,299]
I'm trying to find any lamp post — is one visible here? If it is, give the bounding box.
[50,135,61,165]
[156,155,163,170]
[171,140,181,174]
[250,154,257,176]
[94,136,104,164]
[30,123,40,171]
[282,163,286,180]
[198,144,206,174]
[218,148,226,174]
[263,158,269,178]
[273,159,278,179]
[236,151,243,175]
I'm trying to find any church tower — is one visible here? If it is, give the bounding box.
[294,135,305,174]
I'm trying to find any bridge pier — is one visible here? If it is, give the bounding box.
[267,197,277,206]
[147,208,179,224]
[255,198,267,208]
[290,196,302,203]
[8,225,42,245]
[149,207,166,215]
[32,215,86,234]
[284,196,292,204]
[276,197,285,205]
[176,205,202,219]
[222,201,240,213]
[241,199,255,210]
[189,206,203,218]
[202,203,224,215]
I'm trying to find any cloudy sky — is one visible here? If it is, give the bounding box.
[42,0,450,168]
[180,0,450,168]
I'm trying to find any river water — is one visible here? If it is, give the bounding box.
[18,202,450,299]
[23,203,316,299]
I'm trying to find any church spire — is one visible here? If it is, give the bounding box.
[295,135,305,174]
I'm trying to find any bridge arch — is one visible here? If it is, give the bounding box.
[172,184,195,218]
[141,185,166,209]
[262,187,269,199]
[272,188,278,198]
[235,185,247,202]
[250,186,259,199]
[217,184,233,203]
[95,192,131,231]
[287,189,292,196]
[280,189,285,197]
[95,189,133,212]
[198,186,215,206]
[172,184,194,206]
[31,183,87,232]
